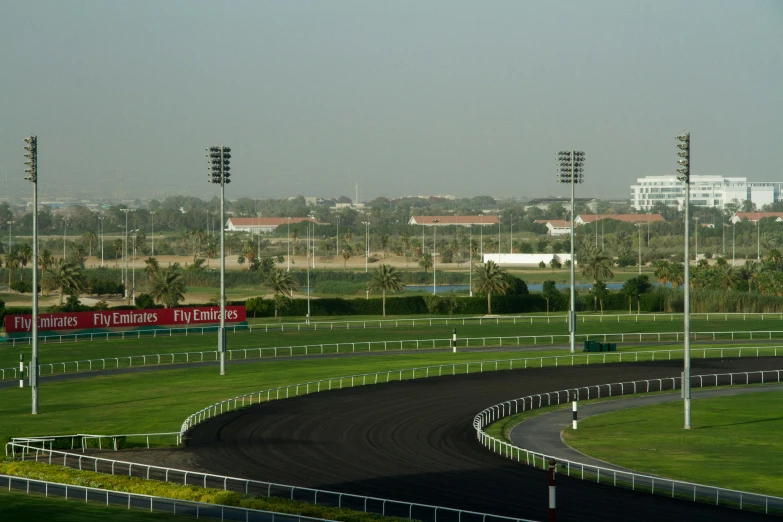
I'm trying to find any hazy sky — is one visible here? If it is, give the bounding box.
[1,1,781,203]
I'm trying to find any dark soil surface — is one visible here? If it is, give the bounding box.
[110,357,780,521]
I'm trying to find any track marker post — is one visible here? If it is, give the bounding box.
[548,458,557,522]
[452,328,457,353]
[572,400,578,430]
[19,354,24,388]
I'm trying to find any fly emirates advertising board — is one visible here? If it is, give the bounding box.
[5,306,246,334]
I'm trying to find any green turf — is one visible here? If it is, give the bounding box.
[3,316,782,370]
[563,390,783,496]
[0,488,190,521]
[0,349,567,445]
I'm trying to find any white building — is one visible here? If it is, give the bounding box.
[630,175,783,211]
[225,217,318,233]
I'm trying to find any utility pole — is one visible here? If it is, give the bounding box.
[207,145,232,376]
[120,209,135,304]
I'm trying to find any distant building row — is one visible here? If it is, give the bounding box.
[536,214,665,236]
[631,175,783,211]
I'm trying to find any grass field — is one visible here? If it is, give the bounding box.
[0,348,568,445]
[0,488,192,521]
[563,390,783,496]
[2,316,782,370]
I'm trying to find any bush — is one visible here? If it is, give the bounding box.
[134,293,159,310]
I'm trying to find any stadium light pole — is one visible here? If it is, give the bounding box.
[24,135,40,414]
[207,145,231,376]
[557,150,585,354]
[468,224,473,297]
[120,209,135,304]
[676,132,692,430]
[306,222,311,325]
[432,219,440,294]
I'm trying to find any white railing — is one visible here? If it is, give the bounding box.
[4,311,783,346]
[5,330,783,382]
[3,446,535,522]
[178,345,783,436]
[10,349,783,520]
[10,432,181,452]
[0,473,340,522]
[473,370,783,515]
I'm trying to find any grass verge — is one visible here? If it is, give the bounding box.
[0,460,404,522]
[563,390,783,496]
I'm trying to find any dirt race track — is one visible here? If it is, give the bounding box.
[170,358,778,521]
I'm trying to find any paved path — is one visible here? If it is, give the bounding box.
[510,384,783,473]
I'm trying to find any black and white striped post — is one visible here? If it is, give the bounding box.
[452,329,457,353]
[19,354,24,388]
[572,400,578,430]
[548,458,556,522]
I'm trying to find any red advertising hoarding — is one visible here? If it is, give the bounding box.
[4,306,246,334]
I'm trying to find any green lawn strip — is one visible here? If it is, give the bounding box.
[0,487,190,522]
[3,317,781,369]
[0,460,404,522]
[5,347,780,446]
[0,349,567,444]
[563,390,783,497]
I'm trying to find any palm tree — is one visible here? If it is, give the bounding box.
[667,262,685,289]
[112,239,123,268]
[144,257,160,281]
[237,254,246,269]
[579,247,615,285]
[341,244,353,271]
[653,260,671,287]
[5,251,20,288]
[17,244,33,281]
[367,264,404,316]
[419,253,433,271]
[149,268,187,308]
[39,249,53,273]
[83,231,97,258]
[266,269,297,318]
[472,260,509,315]
[44,259,84,305]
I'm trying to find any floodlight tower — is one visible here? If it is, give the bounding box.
[676,132,692,430]
[557,150,585,354]
[24,135,40,414]
[207,145,231,376]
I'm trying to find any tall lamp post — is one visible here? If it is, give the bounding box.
[6,221,14,254]
[286,217,291,271]
[432,219,440,294]
[207,145,231,376]
[24,135,39,414]
[468,224,473,297]
[362,221,370,272]
[62,218,70,259]
[130,229,138,305]
[306,222,311,325]
[119,209,135,304]
[557,150,585,354]
[676,132,692,430]
[695,216,699,261]
[97,215,105,267]
[150,210,155,256]
[757,212,761,261]
[497,214,502,263]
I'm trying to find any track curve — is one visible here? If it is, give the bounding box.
[176,357,777,521]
